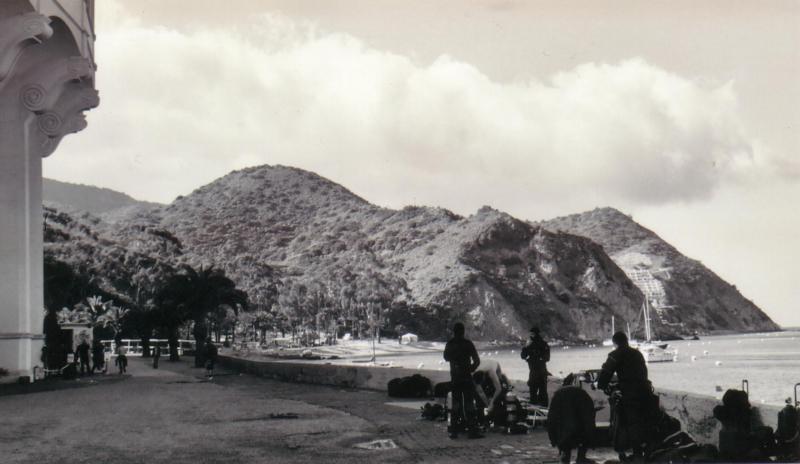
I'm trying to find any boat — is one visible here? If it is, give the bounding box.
[635,299,678,363]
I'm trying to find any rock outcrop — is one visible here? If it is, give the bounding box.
[539,207,779,334]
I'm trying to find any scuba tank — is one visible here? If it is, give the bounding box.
[775,383,800,460]
[503,392,528,433]
[446,391,453,428]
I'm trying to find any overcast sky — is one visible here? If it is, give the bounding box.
[45,0,799,326]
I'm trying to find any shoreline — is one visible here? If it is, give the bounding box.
[237,329,799,407]
[218,353,782,447]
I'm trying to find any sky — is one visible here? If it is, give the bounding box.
[45,0,799,326]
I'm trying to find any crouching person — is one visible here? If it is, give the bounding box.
[548,374,597,464]
[473,358,510,427]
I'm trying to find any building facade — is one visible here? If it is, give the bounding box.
[0,0,98,382]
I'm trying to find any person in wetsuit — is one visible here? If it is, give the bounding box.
[548,374,597,464]
[597,331,654,462]
[443,322,483,439]
[521,326,550,406]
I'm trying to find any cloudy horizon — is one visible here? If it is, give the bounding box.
[45,0,799,326]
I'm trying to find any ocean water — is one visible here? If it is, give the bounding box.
[366,330,800,406]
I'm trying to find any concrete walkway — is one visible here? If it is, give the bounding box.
[1,357,616,464]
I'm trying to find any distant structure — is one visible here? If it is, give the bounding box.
[0,0,98,382]
[624,267,673,318]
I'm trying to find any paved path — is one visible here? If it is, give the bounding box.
[1,357,617,463]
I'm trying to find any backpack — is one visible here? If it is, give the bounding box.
[387,374,433,398]
[646,431,698,462]
[434,381,451,398]
[420,403,446,421]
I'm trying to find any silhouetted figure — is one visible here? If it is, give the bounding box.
[115,344,127,374]
[521,326,550,406]
[76,339,91,375]
[91,340,105,374]
[204,338,218,378]
[548,374,597,464]
[152,345,161,369]
[598,331,653,462]
[444,322,483,439]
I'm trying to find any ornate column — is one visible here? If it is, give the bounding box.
[0,4,98,382]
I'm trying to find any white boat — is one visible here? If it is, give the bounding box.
[639,343,678,363]
[635,299,678,363]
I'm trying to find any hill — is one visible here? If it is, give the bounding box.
[43,178,161,217]
[45,168,778,340]
[539,207,779,334]
[102,166,643,341]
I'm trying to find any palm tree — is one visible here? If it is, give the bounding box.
[96,303,130,339]
[156,265,248,365]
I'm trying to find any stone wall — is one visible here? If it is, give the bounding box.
[219,355,781,446]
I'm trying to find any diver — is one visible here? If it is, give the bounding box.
[472,358,509,426]
[521,326,550,406]
[597,331,654,462]
[444,322,483,439]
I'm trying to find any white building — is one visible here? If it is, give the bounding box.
[0,0,98,382]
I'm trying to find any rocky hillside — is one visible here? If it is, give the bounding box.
[539,207,779,334]
[44,178,161,217]
[46,168,777,340]
[101,166,643,341]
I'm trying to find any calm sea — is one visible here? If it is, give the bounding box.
[369,330,800,406]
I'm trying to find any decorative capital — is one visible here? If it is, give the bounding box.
[0,13,53,83]
[0,11,98,159]
[32,81,99,158]
[19,56,95,112]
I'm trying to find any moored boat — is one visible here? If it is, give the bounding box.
[635,299,678,363]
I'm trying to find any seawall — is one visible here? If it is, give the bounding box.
[219,355,781,445]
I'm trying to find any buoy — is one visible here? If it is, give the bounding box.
[715,361,722,366]
[691,356,697,362]
[495,351,499,355]
[703,350,709,356]
[438,360,444,365]
[510,350,515,354]
[417,362,425,369]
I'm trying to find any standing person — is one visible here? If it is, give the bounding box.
[91,340,105,374]
[115,343,128,375]
[443,322,483,439]
[76,338,91,375]
[597,331,653,462]
[521,327,550,406]
[548,374,597,464]
[152,344,161,369]
[204,338,218,379]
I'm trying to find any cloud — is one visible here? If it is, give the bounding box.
[48,6,782,216]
